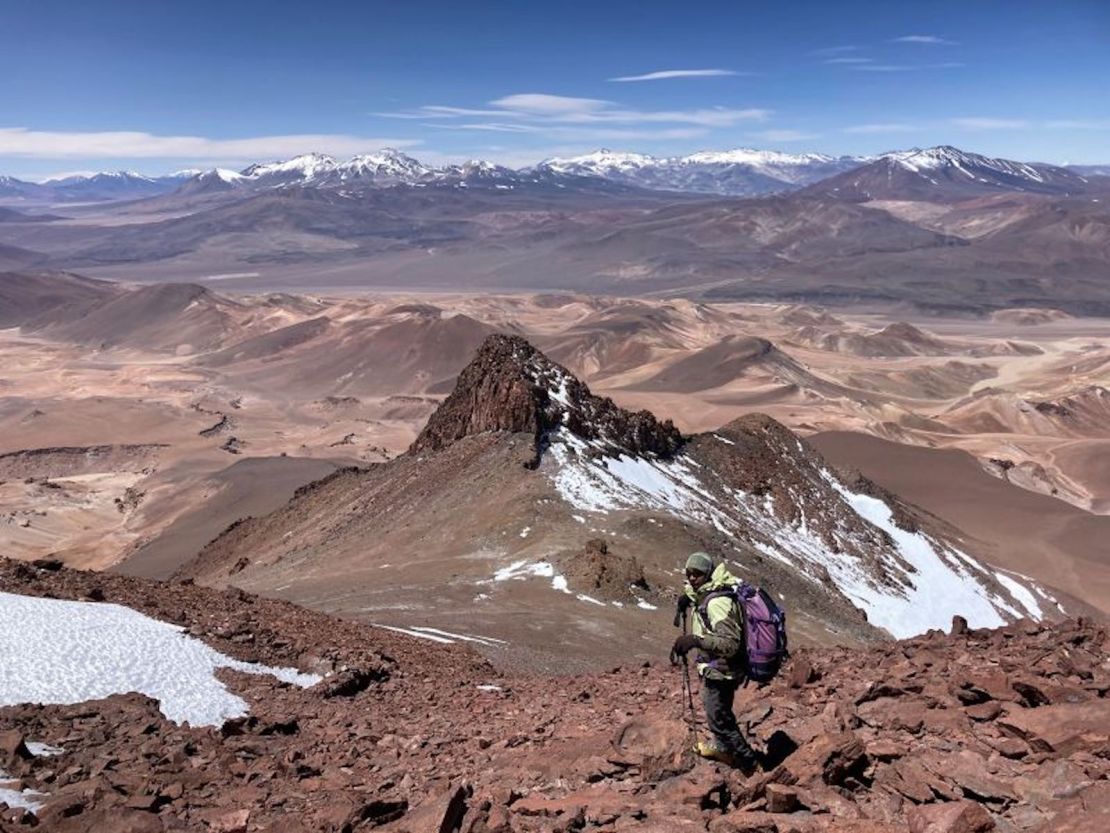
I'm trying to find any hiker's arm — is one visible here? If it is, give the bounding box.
[697,597,743,658]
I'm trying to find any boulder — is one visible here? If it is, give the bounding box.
[0,730,31,766]
[908,801,994,833]
[998,701,1110,756]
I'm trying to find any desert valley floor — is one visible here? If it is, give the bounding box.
[2,282,1108,637]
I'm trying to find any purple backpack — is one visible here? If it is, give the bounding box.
[697,581,789,684]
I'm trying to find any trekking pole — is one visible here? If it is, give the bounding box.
[678,610,700,746]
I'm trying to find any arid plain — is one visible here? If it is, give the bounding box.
[3,282,1108,615]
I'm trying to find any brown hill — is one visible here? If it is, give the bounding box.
[0,271,118,328]
[196,310,500,397]
[628,335,839,395]
[30,282,243,352]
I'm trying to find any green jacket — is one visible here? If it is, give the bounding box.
[684,562,746,681]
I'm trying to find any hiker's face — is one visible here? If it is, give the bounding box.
[686,569,709,590]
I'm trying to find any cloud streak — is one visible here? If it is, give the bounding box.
[893,35,959,45]
[608,69,741,82]
[381,93,770,131]
[852,62,964,72]
[0,128,421,159]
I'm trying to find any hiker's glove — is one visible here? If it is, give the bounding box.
[673,595,692,628]
[671,633,700,658]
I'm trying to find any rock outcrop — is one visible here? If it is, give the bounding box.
[410,334,682,462]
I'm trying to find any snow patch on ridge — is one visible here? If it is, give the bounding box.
[0,775,45,813]
[542,427,1046,638]
[828,486,1007,638]
[0,592,321,727]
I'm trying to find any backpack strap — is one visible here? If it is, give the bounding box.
[695,587,738,632]
[695,586,746,674]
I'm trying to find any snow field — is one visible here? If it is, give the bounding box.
[0,592,321,727]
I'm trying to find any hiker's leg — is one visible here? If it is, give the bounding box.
[701,677,755,757]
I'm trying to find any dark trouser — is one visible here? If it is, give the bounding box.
[701,677,755,758]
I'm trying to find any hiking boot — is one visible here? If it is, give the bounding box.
[695,741,760,773]
[695,740,736,765]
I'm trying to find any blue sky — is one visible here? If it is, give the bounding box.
[2,0,1108,178]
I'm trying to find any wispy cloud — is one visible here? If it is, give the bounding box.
[892,35,959,45]
[842,123,918,134]
[853,62,964,72]
[425,122,708,141]
[608,69,742,82]
[951,117,1030,130]
[380,93,770,131]
[749,129,819,142]
[0,128,421,159]
[490,94,609,116]
[824,57,873,64]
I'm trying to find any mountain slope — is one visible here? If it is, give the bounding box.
[3,558,1107,833]
[0,271,120,328]
[160,335,1055,668]
[805,146,1090,202]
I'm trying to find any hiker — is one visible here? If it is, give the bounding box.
[670,551,761,771]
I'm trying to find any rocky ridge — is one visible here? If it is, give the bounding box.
[411,334,683,461]
[1,558,1107,832]
[174,335,1055,654]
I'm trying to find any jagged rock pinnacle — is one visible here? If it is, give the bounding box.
[410,334,682,460]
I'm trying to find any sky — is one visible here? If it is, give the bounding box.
[2,0,1108,179]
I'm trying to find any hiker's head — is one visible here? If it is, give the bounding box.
[684,551,715,589]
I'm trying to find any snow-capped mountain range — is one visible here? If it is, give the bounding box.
[1,145,1105,204]
[537,148,869,195]
[0,170,196,203]
[804,145,1091,201]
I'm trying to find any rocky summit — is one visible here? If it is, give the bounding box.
[1,558,1108,832]
[411,334,683,462]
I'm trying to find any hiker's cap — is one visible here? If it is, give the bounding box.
[684,551,714,576]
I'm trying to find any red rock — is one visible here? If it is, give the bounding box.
[787,659,818,689]
[764,784,799,814]
[908,800,994,833]
[768,731,869,791]
[964,702,1002,722]
[865,739,903,761]
[1030,780,1110,833]
[984,736,1028,759]
[655,770,729,810]
[708,811,780,833]
[998,701,1110,755]
[0,730,31,764]
[382,783,471,833]
[203,808,251,833]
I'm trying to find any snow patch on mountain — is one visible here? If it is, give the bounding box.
[539,421,1045,638]
[0,592,321,726]
[0,776,45,813]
